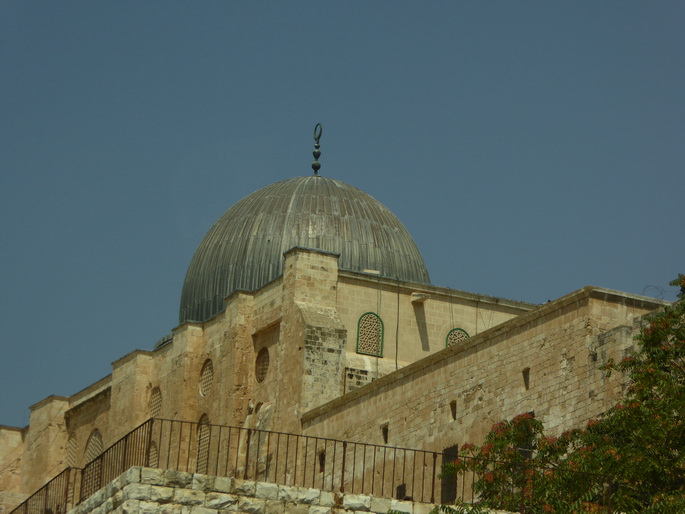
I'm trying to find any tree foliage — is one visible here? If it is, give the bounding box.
[445,275,685,513]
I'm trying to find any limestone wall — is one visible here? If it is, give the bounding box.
[0,246,664,511]
[336,273,533,367]
[302,288,660,452]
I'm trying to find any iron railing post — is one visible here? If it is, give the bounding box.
[244,428,252,480]
[340,441,347,493]
[430,452,437,504]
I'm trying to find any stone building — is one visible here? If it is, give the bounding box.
[0,134,667,512]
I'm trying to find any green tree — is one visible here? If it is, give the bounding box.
[445,275,685,513]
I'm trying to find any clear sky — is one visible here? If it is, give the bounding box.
[1,2,683,428]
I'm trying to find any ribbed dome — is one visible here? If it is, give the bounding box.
[179,175,430,323]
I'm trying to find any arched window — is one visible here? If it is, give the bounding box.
[357,312,384,357]
[149,386,162,417]
[196,414,211,474]
[255,348,270,383]
[199,359,214,396]
[446,328,470,348]
[84,429,103,464]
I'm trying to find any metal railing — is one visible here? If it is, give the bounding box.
[81,418,446,503]
[10,467,81,514]
[10,418,619,513]
[11,418,446,513]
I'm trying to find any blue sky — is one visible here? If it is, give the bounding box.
[1,2,683,428]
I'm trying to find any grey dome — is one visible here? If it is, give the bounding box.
[179,175,430,323]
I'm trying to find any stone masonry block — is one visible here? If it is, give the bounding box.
[389,499,413,514]
[123,483,152,501]
[117,499,141,514]
[318,491,336,507]
[265,499,286,514]
[297,487,321,504]
[342,494,371,511]
[369,496,391,513]
[213,476,235,493]
[120,466,142,487]
[185,507,218,514]
[165,470,194,488]
[233,479,257,496]
[141,467,165,485]
[308,506,332,514]
[412,503,436,514]
[282,503,310,514]
[238,497,267,513]
[174,488,205,506]
[149,485,175,503]
[278,485,299,502]
[256,481,280,500]
[193,473,216,492]
[138,500,175,513]
[205,492,239,509]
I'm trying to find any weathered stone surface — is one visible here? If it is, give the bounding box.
[123,483,152,501]
[282,502,310,514]
[186,507,218,514]
[318,491,336,507]
[174,488,205,506]
[308,506,332,514]
[296,487,320,504]
[264,499,286,514]
[121,467,142,486]
[389,499,413,514]
[141,467,165,485]
[193,473,216,492]
[368,496,391,513]
[165,470,194,488]
[278,485,299,502]
[238,497,266,514]
[205,492,239,509]
[117,499,141,513]
[342,494,370,511]
[233,479,257,496]
[150,485,175,502]
[139,499,174,513]
[255,481,280,500]
[412,503,436,514]
[213,476,234,493]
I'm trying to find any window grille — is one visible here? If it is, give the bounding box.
[149,386,162,417]
[66,436,77,467]
[148,440,159,468]
[196,414,210,474]
[199,359,214,396]
[84,429,103,464]
[255,348,270,383]
[356,312,383,357]
[446,328,470,348]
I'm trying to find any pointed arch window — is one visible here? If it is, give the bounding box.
[357,312,384,357]
[149,386,162,417]
[196,414,211,474]
[84,429,103,464]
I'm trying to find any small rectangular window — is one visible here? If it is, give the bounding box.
[381,423,389,444]
[449,400,457,420]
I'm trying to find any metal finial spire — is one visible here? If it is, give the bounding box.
[312,123,323,175]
